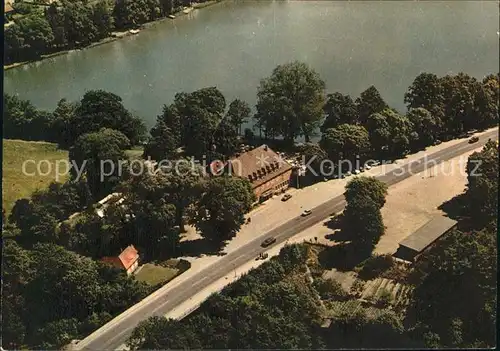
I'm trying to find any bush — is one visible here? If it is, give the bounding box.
[357,254,395,280]
[376,288,393,307]
[313,278,350,301]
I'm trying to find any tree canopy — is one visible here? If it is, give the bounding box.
[255,61,326,144]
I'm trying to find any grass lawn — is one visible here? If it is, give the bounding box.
[135,263,180,286]
[125,146,144,160]
[2,139,69,217]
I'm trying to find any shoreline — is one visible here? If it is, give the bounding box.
[4,0,223,71]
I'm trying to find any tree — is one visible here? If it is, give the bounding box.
[474,74,499,129]
[255,61,326,144]
[50,98,80,148]
[69,128,130,198]
[70,90,146,145]
[412,228,496,347]
[404,72,444,118]
[9,199,59,244]
[61,0,98,46]
[166,87,232,160]
[465,140,498,227]
[226,99,251,135]
[356,85,388,125]
[343,177,387,250]
[92,0,114,40]
[366,108,414,158]
[320,124,370,163]
[406,107,441,149]
[440,73,479,135]
[322,92,359,131]
[45,3,68,48]
[128,317,201,350]
[193,176,255,245]
[16,14,55,58]
[143,119,178,161]
[344,176,388,209]
[298,143,328,176]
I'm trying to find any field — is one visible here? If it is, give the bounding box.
[2,139,69,217]
[135,263,180,286]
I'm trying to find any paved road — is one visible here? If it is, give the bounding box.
[75,129,497,350]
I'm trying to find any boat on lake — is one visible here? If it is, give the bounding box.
[129,29,140,35]
[183,7,193,14]
[168,14,176,19]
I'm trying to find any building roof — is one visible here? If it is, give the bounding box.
[399,216,457,253]
[5,2,13,13]
[226,144,292,188]
[101,245,139,271]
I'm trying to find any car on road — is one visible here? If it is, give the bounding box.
[434,139,443,145]
[301,209,312,217]
[364,165,372,170]
[345,171,352,176]
[354,169,361,175]
[469,136,479,144]
[255,252,269,260]
[261,237,277,247]
[281,193,292,202]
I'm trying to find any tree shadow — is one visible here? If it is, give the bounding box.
[318,243,371,272]
[177,238,226,257]
[438,192,468,221]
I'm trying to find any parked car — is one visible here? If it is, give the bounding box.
[301,209,312,217]
[354,169,361,175]
[281,193,292,202]
[255,252,269,260]
[364,165,372,170]
[469,136,479,144]
[433,139,442,145]
[345,171,352,176]
[261,237,277,247]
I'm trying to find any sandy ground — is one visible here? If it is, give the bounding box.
[286,146,484,255]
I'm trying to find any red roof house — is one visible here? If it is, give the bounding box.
[101,245,140,275]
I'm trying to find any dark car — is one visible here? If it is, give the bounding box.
[281,194,292,202]
[469,136,479,144]
[261,237,277,247]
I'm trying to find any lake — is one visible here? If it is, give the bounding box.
[4,0,499,132]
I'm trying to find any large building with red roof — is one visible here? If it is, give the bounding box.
[101,245,140,275]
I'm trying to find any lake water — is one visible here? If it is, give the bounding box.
[4,0,499,132]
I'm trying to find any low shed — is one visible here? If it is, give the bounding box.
[397,216,457,262]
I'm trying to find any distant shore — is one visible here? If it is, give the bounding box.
[4,0,223,71]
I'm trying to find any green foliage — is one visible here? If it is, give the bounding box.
[71,90,146,145]
[157,87,238,160]
[406,107,442,149]
[298,142,328,175]
[344,176,388,209]
[326,306,410,348]
[143,118,178,161]
[322,92,359,131]
[343,177,387,250]
[3,93,54,141]
[193,176,255,244]
[320,123,370,162]
[356,85,388,125]
[405,72,499,138]
[366,108,414,158]
[465,140,499,227]
[128,244,324,350]
[357,254,395,280]
[226,98,251,135]
[2,241,151,349]
[69,128,130,198]
[411,227,496,347]
[255,61,326,143]
[313,277,349,301]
